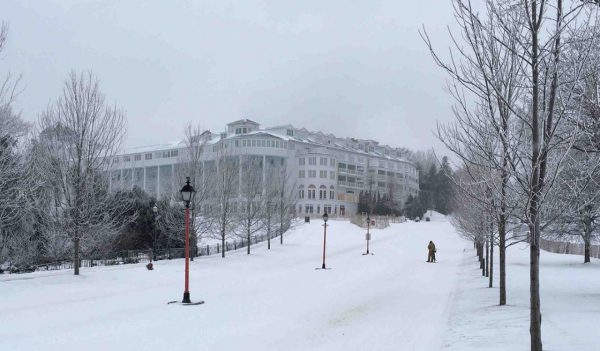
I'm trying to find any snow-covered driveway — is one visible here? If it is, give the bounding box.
[0,218,467,351]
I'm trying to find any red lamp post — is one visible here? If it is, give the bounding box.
[321,212,329,269]
[363,215,372,255]
[179,177,196,304]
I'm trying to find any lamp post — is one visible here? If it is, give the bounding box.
[363,215,372,255]
[321,212,329,269]
[179,177,196,304]
[152,204,158,261]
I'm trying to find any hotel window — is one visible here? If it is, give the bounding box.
[308,185,316,199]
[319,185,327,199]
[308,170,316,178]
[330,158,335,167]
[299,170,305,178]
[145,153,152,160]
[298,186,305,199]
[330,186,335,200]
[134,154,142,161]
[330,171,335,180]
[299,158,305,165]
[287,129,294,136]
[305,204,314,214]
[251,140,257,147]
[261,140,266,147]
[113,157,120,163]
[124,155,131,162]
[319,170,327,178]
[320,157,327,166]
[309,157,316,165]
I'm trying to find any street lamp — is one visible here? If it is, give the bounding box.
[363,215,372,255]
[179,177,196,304]
[320,212,329,269]
[152,204,158,261]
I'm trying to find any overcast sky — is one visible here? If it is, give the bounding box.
[1,0,457,155]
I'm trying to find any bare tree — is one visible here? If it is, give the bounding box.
[272,161,297,245]
[170,123,212,257]
[236,157,264,254]
[263,171,278,250]
[209,140,239,257]
[423,0,527,306]
[0,23,36,267]
[546,152,600,262]
[37,71,128,275]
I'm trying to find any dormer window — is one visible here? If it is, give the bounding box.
[287,129,294,136]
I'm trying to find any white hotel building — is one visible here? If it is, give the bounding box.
[109,119,419,217]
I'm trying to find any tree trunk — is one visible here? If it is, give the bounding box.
[267,216,271,250]
[73,235,80,275]
[280,219,283,245]
[221,228,225,258]
[530,220,542,351]
[584,237,591,263]
[485,239,489,277]
[247,230,251,255]
[499,221,506,304]
[489,229,494,288]
[529,1,543,348]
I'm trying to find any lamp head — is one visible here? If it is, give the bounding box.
[179,177,196,207]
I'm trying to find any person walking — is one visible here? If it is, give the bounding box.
[427,241,436,263]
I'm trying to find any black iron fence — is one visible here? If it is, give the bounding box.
[16,231,286,274]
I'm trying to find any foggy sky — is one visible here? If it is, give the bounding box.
[1,0,457,155]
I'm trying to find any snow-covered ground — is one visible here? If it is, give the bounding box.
[444,239,600,350]
[1,216,598,350]
[0,219,465,351]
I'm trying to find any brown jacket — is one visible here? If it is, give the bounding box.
[428,242,436,253]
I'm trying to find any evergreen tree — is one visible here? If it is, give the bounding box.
[434,156,455,215]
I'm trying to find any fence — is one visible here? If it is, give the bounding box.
[350,215,405,229]
[25,230,286,274]
[540,238,600,259]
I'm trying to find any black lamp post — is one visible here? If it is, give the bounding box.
[152,204,158,261]
[363,215,372,255]
[321,212,329,269]
[179,177,196,304]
